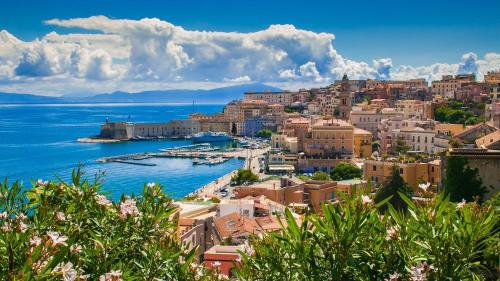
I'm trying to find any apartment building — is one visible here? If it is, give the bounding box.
[350,106,401,139]
[234,178,336,213]
[353,128,373,159]
[363,158,442,188]
[244,91,296,106]
[484,71,500,85]
[431,74,476,96]
[303,118,354,158]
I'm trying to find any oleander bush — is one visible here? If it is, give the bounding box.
[0,170,220,280]
[236,193,499,281]
[1,170,498,280]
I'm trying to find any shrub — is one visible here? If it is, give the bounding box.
[235,193,499,280]
[0,170,219,280]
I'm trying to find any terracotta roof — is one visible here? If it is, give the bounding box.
[475,130,500,149]
[255,216,284,231]
[214,212,262,239]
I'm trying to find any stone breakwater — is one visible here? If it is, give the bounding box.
[188,147,269,198]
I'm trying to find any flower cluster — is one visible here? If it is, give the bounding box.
[118,198,141,219]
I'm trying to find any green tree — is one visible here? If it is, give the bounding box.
[375,165,413,211]
[445,155,487,202]
[231,169,259,186]
[310,171,331,181]
[394,137,409,154]
[330,162,362,181]
[256,129,273,139]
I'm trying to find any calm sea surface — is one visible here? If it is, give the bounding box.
[0,103,244,200]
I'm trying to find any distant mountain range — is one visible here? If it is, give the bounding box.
[0,83,282,104]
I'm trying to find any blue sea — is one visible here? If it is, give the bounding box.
[0,103,244,200]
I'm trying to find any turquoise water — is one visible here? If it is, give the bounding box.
[0,103,244,200]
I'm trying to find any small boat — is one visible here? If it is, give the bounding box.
[192,158,205,165]
[191,132,232,143]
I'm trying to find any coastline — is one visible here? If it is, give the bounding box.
[188,147,269,199]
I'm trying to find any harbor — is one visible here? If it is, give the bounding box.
[94,138,270,199]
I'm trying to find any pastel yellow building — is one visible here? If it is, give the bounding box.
[353,128,372,159]
[363,159,441,189]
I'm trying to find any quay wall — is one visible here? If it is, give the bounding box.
[189,147,268,198]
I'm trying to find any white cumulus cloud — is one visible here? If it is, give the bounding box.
[0,16,498,96]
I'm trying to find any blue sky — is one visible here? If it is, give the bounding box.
[0,0,499,96]
[2,0,499,65]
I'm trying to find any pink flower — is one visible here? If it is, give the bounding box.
[1,222,11,232]
[361,195,373,205]
[96,195,112,207]
[56,212,66,222]
[0,212,7,220]
[119,198,141,219]
[385,272,400,281]
[385,226,399,241]
[30,236,42,247]
[70,244,82,254]
[456,199,466,210]
[17,221,27,233]
[54,262,77,281]
[47,231,68,246]
[98,270,122,281]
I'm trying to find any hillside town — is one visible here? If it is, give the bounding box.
[98,72,500,277]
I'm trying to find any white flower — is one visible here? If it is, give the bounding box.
[147,182,156,188]
[0,212,7,220]
[37,179,49,186]
[56,212,66,222]
[361,195,373,205]
[418,182,431,191]
[47,231,68,246]
[95,195,112,207]
[456,199,466,210]
[119,198,141,219]
[212,261,222,267]
[30,236,42,247]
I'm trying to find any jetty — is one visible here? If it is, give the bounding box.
[113,160,156,166]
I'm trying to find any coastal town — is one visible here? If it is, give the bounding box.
[94,72,500,277]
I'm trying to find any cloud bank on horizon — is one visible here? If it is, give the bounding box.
[0,16,499,96]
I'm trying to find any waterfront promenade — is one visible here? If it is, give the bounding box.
[187,147,269,198]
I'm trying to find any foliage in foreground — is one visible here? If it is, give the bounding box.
[236,193,499,281]
[0,170,220,280]
[1,170,498,280]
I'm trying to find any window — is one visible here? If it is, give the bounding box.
[373,165,377,171]
[399,168,404,174]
